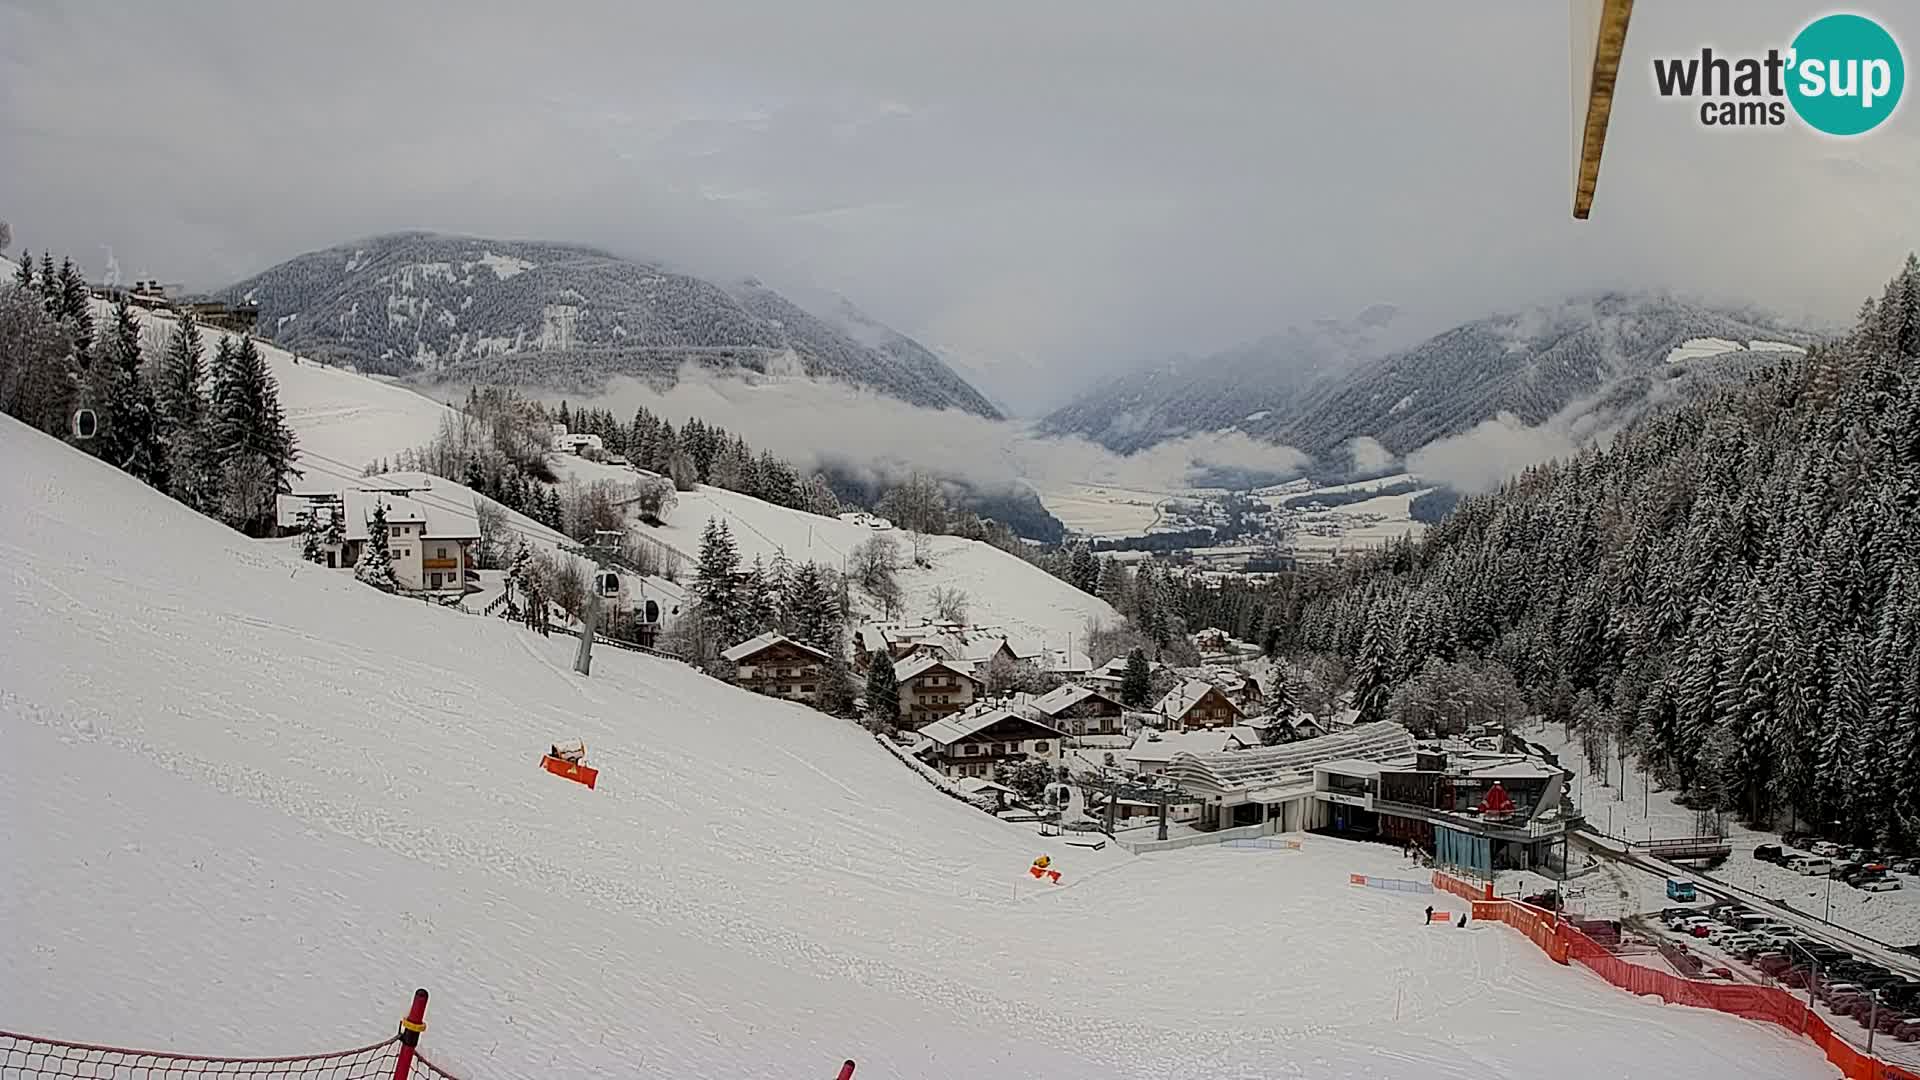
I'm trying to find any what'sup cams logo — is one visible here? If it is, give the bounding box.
[1653,13,1904,134]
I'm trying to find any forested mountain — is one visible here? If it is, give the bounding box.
[1293,258,1920,842]
[1043,294,1817,468]
[217,232,1000,418]
[1037,303,1409,454]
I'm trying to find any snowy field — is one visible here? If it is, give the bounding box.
[1038,482,1176,538]
[0,416,1839,1079]
[555,455,1119,651]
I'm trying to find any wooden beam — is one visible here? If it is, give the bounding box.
[1573,0,1634,220]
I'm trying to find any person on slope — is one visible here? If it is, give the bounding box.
[1424,905,1434,924]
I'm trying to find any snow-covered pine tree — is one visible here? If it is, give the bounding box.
[765,549,793,633]
[85,299,164,484]
[11,250,30,290]
[355,501,400,591]
[1351,617,1395,725]
[740,555,774,638]
[54,258,92,362]
[1120,647,1151,707]
[299,508,322,562]
[864,649,900,730]
[155,315,216,511]
[692,517,741,642]
[209,334,299,535]
[37,252,56,311]
[1068,544,1098,595]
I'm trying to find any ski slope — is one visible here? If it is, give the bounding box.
[558,455,1118,650]
[0,416,1834,1079]
[93,291,1108,646]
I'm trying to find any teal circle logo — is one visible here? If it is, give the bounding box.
[1787,14,1904,135]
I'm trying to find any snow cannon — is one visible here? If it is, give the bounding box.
[541,740,597,789]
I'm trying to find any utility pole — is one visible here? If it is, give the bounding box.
[560,529,634,677]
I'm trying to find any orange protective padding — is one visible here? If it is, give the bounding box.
[1474,899,1920,1080]
[1047,870,1061,883]
[1029,866,1044,879]
[1428,911,1452,924]
[1349,874,1368,886]
[540,754,598,789]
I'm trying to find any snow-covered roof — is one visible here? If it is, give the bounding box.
[893,654,978,683]
[956,777,1015,797]
[277,475,480,541]
[1163,722,1416,797]
[1157,678,1242,722]
[919,708,1063,747]
[852,624,891,653]
[1127,728,1257,764]
[720,632,831,664]
[1028,684,1123,717]
[1314,758,1386,779]
[1046,649,1094,674]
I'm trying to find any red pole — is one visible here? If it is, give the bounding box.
[835,1061,856,1080]
[393,988,429,1080]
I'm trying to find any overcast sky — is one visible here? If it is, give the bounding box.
[3,1,1917,408]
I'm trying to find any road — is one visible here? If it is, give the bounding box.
[1572,831,1920,981]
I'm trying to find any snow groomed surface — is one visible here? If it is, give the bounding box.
[0,415,1837,1078]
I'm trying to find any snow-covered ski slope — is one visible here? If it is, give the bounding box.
[95,288,1111,647]
[558,455,1119,650]
[2,418,1832,1078]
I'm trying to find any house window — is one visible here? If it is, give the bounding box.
[1034,741,1050,753]
[437,546,447,558]
[801,684,816,693]
[965,744,980,756]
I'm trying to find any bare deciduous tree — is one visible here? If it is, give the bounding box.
[930,586,970,624]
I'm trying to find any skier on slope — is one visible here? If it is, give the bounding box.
[1424,905,1434,924]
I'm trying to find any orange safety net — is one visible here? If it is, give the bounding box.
[1471,901,1920,1080]
[1431,870,1493,903]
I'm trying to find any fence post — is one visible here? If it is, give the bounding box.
[393,988,429,1080]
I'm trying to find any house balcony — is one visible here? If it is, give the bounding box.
[422,557,460,570]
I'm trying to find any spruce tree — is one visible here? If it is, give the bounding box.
[13,250,32,290]
[155,315,215,511]
[300,509,323,562]
[1352,619,1394,724]
[1121,647,1152,707]
[85,299,163,483]
[693,517,741,641]
[865,649,900,728]
[355,501,400,591]
[55,258,92,362]
[37,252,57,311]
[210,335,299,534]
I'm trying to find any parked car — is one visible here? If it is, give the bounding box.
[1830,860,1862,880]
[1813,841,1845,858]
[1862,876,1903,892]
[1754,844,1786,863]
[1798,858,1837,876]
[1667,878,1698,902]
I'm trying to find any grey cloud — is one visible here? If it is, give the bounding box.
[2,1,1916,413]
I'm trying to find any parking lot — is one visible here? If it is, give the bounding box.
[1648,897,1920,1066]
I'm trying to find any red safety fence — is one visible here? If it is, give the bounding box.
[1469,899,1920,1080]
